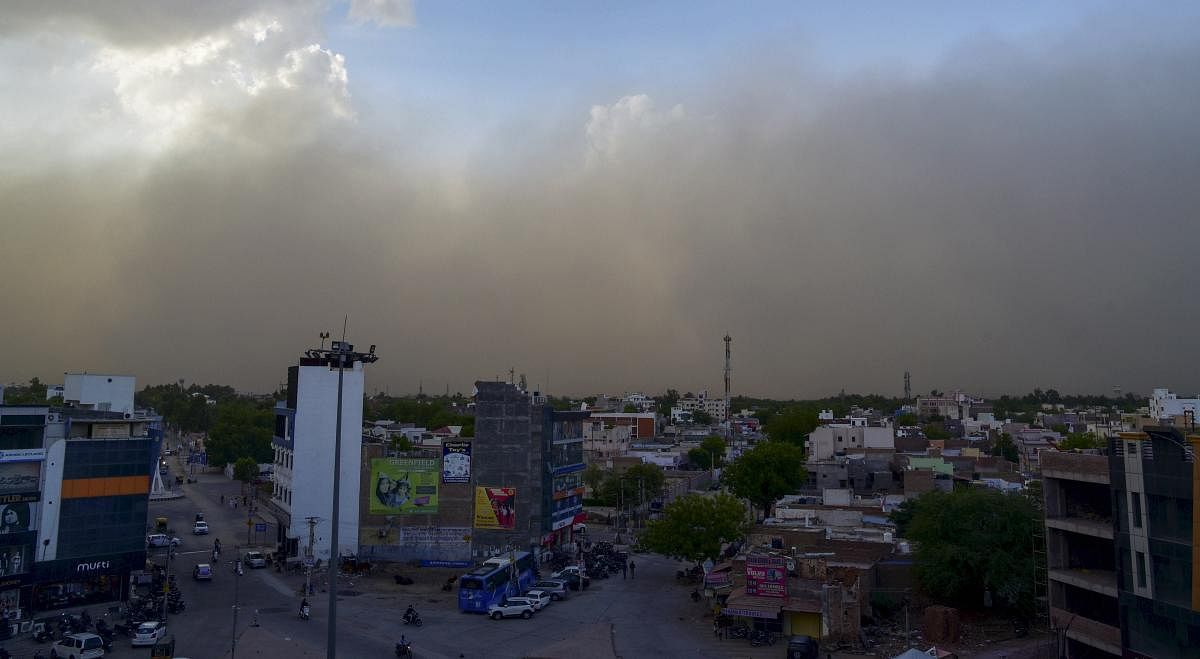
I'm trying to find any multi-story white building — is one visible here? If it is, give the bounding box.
[1148,388,1200,421]
[62,373,136,416]
[270,346,371,563]
[806,422,894,462]
[671,390,727,422]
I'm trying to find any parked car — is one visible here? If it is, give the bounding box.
[514,590,552,610]
[487,600,535,620]
[530,580,570,600]
[551,566,590,590]
[147,534,181,548]
[244,551,267,568]
[51,632,105,658]
[786,635,819,659]
[192,564,213,581]
[131,621,168,647]
[192,521,209,535]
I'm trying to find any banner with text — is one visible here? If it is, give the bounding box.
[441,441,472,484]
[369,458,439,514]
[744,554,788,598]
[474,487,516,530]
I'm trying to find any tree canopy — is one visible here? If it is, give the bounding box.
[764,406,819,445]
[722,441,807,519]
[1057,431,1103,451]
[233,457,259,483]
[895,488,1039,613]
[1,378,47,404]
[205,400,273,467]
[687,436,728,470]
[596,463,666,508]
[640,493,747,564]
[991,433,1019,463]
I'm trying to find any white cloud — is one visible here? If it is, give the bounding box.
[347,0,414,28]
[585,94,685,164]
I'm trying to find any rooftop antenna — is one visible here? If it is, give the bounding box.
[319,331,330,350]
[508,368,515,385]
[904,371,912,401]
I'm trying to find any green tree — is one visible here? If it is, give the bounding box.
[622,404,638,414]
[205,400,273,467]
[598,463,665,508]
[764,406,819,445]
[1058,432,1103,451]
[991,433,1019,463]
[900,488,1039,612]
[655,389,680,418]
[640,493,747,564]
[233,457,259,483]
[688,436,727,470]
[896,413,918,426]
[722,441,807,519]
[582,464,606,494]
[691,409,714,425]
[922,423,951,440]
[2,377,48,404]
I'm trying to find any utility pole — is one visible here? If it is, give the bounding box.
[305,516,318,597]
[231,545,241,659]
[723,334,732,444]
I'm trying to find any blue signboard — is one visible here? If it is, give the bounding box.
[254,523,267,532]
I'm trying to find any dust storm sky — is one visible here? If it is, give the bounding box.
[2,2,1199,399]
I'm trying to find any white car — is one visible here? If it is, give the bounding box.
[132,621,168,647]
[192,521,209,535]
[531,580,570,600]
[487,600,535,620]
[244,551,267,568]
[514,590,552,610]
[147,534,181,548]
[52,632,105,658]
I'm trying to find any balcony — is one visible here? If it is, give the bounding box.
[1048,568,1118,597]
[1046,516,1114,540]
[1050,606,1121,656]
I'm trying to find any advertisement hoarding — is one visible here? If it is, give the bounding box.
[744,554,788,598]
[441,441,472,484]
[0,462,41,495]
[474,487,516,529]
[369,458,439,514]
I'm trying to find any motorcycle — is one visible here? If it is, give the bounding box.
[394,640,413,657]
[727,625,749,640]
[299,604,311,621]
[749,630,776,647]
[690,589,702,602]
[402,611,423,628]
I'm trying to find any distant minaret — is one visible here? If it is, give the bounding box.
[904,371,912,401]
[724,334,732,441]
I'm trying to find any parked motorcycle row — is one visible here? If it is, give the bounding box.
[545,541,628,580]
[716,616,778,647]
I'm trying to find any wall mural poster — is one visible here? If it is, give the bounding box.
[0,545,29,577]
[0,501,36,534]
[369,458,439,514]
[441,441,471,484]
[474,487,516,529]
[0,462,40,495]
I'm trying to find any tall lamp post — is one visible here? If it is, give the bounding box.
[304,337,378,659]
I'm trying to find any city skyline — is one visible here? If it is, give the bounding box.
[3,2,1200,398]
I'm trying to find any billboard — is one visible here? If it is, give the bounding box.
[0,462,40,496]
[441,441,472,484]
[474,487,516,529]
[744,554,788,598]
[0,501,36,534]
[369,458,438,514]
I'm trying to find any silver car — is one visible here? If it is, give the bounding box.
[531,579,570,600]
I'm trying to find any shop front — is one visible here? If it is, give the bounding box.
[30,551,142,613]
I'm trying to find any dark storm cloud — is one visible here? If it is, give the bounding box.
[2,9,1198,398]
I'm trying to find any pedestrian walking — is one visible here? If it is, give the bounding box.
[629,560,636,579]
[622,562,627,579]
[221,494,225,504]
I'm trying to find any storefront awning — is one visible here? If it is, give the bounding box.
[722,587,783,620]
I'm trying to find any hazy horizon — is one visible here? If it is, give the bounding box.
[3,2,1199,399]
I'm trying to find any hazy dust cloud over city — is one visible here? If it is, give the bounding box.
[1,2,1198,398]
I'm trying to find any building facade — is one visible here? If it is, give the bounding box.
[270,349,368,563]
[0,400,159,620]
[1109,428,1200,658]
[1041,451,1120,658]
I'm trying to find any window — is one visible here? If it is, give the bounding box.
[1136,551,1147,588]
[1132,492,1143,528]
[1127,442,1136,454]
